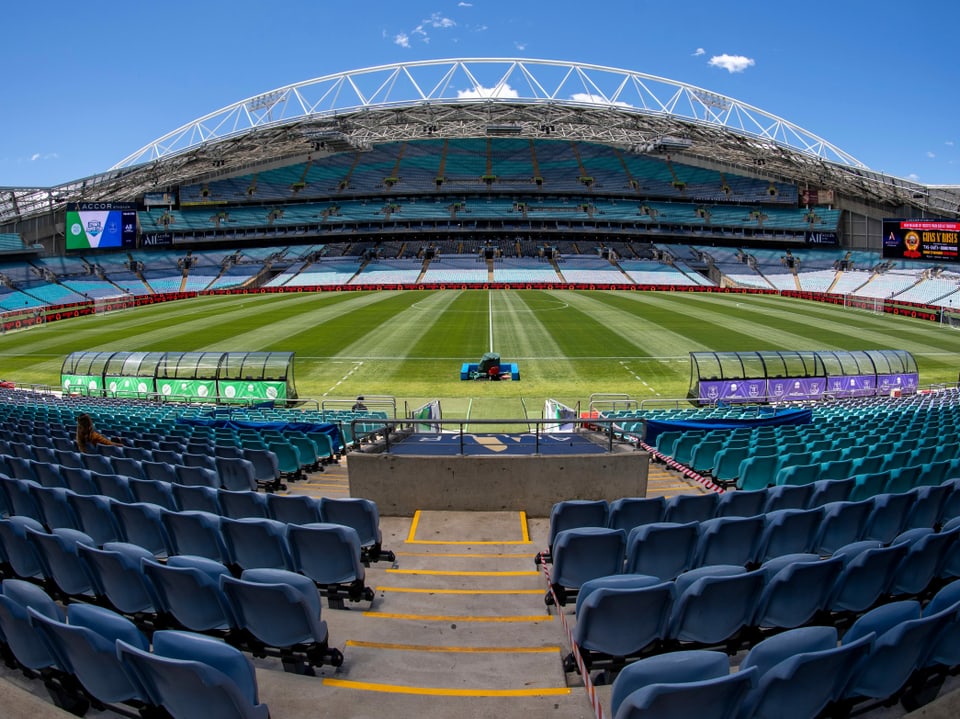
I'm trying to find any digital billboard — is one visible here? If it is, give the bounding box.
[882,218,960,262]
[65,203,137,250]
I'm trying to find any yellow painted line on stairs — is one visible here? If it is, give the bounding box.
[395,551,538,559]
[322,678,571,697]
[376,586,542,595]
[386,569,540,577]
[363,611,553,622]
[346,640,560,653]
[405,510,532,545]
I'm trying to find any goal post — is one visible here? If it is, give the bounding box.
[93,295,136,315]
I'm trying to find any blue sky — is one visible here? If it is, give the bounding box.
[2,1,958,188]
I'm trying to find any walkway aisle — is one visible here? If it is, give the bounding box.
[256,510,592,719]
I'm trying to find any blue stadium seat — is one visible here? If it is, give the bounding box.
[663,493,718,524]
[666,565,765,646]
[319,497,393,563]
[546,499,609,552]
[162,510,231,564]
[691,515,764,568]
[266,493,323,525]
[286,522,373,607]
[77,541,159,615]
[607,496,665,532]
[547,526,626,606]
[142,555,238,633]
[221,517,295,571]
[625,522,698,581]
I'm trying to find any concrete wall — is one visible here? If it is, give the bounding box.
[348,451,648,517]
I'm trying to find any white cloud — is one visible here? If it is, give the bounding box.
[473,24,488,31]
[30,153,40,162]
[457,83,520,99]
[27,152,58,162]
[412,24,426,37]
[394,33,410,48]
[927,151,936,158]
[570,92,631,108]
[428,12,456,28]
[708,54,755,73]
[908,173,921,181]
[458,1,472,5]
[946,140,955,147]
[693,48,705,56]
[514,41,527,51]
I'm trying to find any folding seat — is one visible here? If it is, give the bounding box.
[287,522,372,604]
[220,489,270,519]
[836,600,951,711]
[117,629,270,719]
[25,527,99,600]
[922,581,960,668]
[306,430,338,463]
[670,432,707,466]
[761,483,813,513]
[172,483,222,514]
[810,448,843,465]
[66,492,123,546]
[176,464,219,489]
[851,454,885,477]
[2,477,45,522]
[546,499,609,553]
[546,527,626,606]
[221,517,295,572]
[841,444,871,462]
[128,477,178,511]
[827,541,910,614]
[54,448,85,470]
[142,555,238,633]
[151,449,183,466]
[691,515,764,568]
[755,507,823,563]
[113,501,173,557]
[91,472,136,503]
[848,472,891,502]
[736,454,780,491]
[119,445,153,463]
[29,602,151,709]
[916,460,954,487]
[861,492,915,544]
[30,485,80,531]
[6,455,38,482]
[60,465,97,495]
[711,445,751,487]
[807,477,856,507]
[663,492,718,524]
[0,579,65,675]
[713,488,766,518]
[653,431,685,457]
[902,483,951,531]
[110,455,145,481]
[738,626,874,719]
[242,447,282,491]
[688,439,725,475]
[0,516,46,579]
[880,449,914,473]
[883,465,924,495]
[52,436,76,453]
[162,510,231,564]
[773,462,821,487]
[220,568,342,674]
[77,541,159,616]
[665,565,765,646]
[609,649,733,719]
[752,553,843,630]
[888,526,960,597]
[216,456,257,492]
[285,435,322,473]
[80,452,114,476]
[181,451,218,472]
[141,460,178,484]
[319,496,393,563]
[625,521,698,581]
[570,575,674,673]
[607,496,664,532]
[267,493,323,525]
[811,500,873,555]
[32,460,66,488]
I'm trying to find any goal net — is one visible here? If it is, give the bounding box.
[94,295,136,315]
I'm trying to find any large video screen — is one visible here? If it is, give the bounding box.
[65,203,137,250]
[882,218,960,262]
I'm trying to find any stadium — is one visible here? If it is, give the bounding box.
[1,58,960,718]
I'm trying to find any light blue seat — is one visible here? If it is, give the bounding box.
[117,629,270,719]
[755,507,822,562]
[666,565,765,645]
[548,526,626,606]
[286,522,373,606]
[89,472,134,503]
[0,515,46,579]
[25,527,98,599]
[3,477,44,522]
[902,484,951,531]
[889,526,960,596]
[176,464,219,489]
[608,496,665,532]
[861,492,916,544]
[30,485,81,531]
[32,461,66,488]
[29,602,150,706]
[81,453,114,475]
[807,478,856,507]
[319,497,391,563]
[220,567,341,674]
[613,662,756,719]
[142,459,178,484]
[738,626,874,719]
[923,582,960,668]
[142,555,238,633]
[66,493,123,546]
[221,517,295,571]
[171,484,222,514]
[849,471,892,502]
[128,477,178,511]
[215,456,258,492]
[689,439,726,475]
[78,541,159,615]
[773,462,821,487]
[736,455,780,492]
[609,649,731,718]
[691,515,764,568]
[762,483,813,513]
[546,499,609,551]
[712,446,751,486]
[267,493,323,525]
[625,522,698,580]
[753,554,843,629]
[713,489,766,518]
[219,490,270,519]
[113,501,173,557]
[0,579,64,673]
[162,510,231,564]
[663,493,718,524]
[242,447,281,492]
[812,500,873,555]
[571,575,674,672]
[111,456,146,481]
[827,541,909,614]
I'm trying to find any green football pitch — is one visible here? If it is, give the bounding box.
[0,289,957,419]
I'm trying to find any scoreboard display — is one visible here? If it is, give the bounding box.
[65,203,137,250]
[882,218,960,262]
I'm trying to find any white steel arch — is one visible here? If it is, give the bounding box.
[112,58,865,170]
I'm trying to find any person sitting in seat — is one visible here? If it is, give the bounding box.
[76,413,122,452]
[352,396,367,412]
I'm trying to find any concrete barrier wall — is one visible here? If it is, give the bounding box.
[348,451,648,517]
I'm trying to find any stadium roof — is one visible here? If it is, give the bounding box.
[2,58,958,223]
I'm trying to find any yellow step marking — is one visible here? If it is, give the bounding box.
[386,569,539,577]
[375,586,542,595]
[346,640,559,653]
[395,551,537,559]
[364,611,552,622]
[323,679,570,697]
[405,510,531,545]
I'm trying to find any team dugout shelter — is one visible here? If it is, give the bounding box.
[689,349,919,404]
[60,350,296,404]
